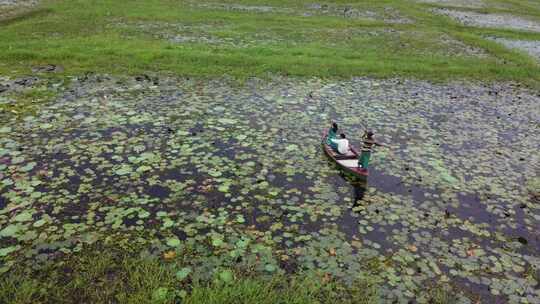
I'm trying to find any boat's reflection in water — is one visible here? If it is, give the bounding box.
[352,180,368,203]
[339,171,368,206]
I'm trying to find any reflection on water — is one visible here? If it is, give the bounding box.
[352,179,368,205]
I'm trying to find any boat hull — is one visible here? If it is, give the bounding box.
[322,132,369,178]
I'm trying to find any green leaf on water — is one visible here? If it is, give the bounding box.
[33,219,46,228]
[12,156,24,164]
[166,237,181,247]
[115,164,132,175]
[152,287,169,302]
[285,144,298,151]
[163,218,174,228]
[14,211,33,222]
[133,145,146,153]
[218,184,230,193]
[264,264,276,272]
[0,245,20,257]
[218,118,237,125]
[236,215,245,224]
[208,170,222,177]
[20,162,36,172]
[176,267,192,281]
[235,238,249,249]
[0,224,20,237]
[138,210,150,218]
[136,165,152,173]
[211,234,224,247]
[218,269,234,283]
[177,289,187,298]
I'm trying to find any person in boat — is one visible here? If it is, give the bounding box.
[331,133,351,155]
[358,131,385,170]
[326,122,339,151]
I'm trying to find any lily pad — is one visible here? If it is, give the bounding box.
[166,237,181,247]
[14,211,33,222]
[0,245,20,257]
[264,264,276,272]
[218,269,234,283]
[20,162,36,172]
[176,267,192,281]
[211,234,224,247]
[151,287,169,302]
[0,224,21,238]
[285,144,298,151]
[115,164,132,175]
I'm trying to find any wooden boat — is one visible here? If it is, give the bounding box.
[322,131,369,178]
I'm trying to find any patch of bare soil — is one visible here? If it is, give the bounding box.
[489,38,540,62]
[433,8,540,32]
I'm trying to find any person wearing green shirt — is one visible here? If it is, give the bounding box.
[326,122,339,152]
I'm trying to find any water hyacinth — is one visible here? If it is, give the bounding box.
[0,74,539,303]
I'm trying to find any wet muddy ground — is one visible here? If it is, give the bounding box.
[187,2,412,24]
[1,74,539,303]
[0,0,36,7]
[489,38,540,62]
[433,8,540,32]
[109,20,488,58]
[416,0,486,8]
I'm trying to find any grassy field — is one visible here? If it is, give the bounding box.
[0,0,538,83]
[0,243,385,304]
[0,241,461,304]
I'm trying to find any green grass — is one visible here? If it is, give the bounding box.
[185,276,377,304]
[426,285,459,304]
[0,242,464,304]
[0,244,381,304]
[0,0,538,84]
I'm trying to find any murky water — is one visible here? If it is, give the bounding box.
[0,75,539,303]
